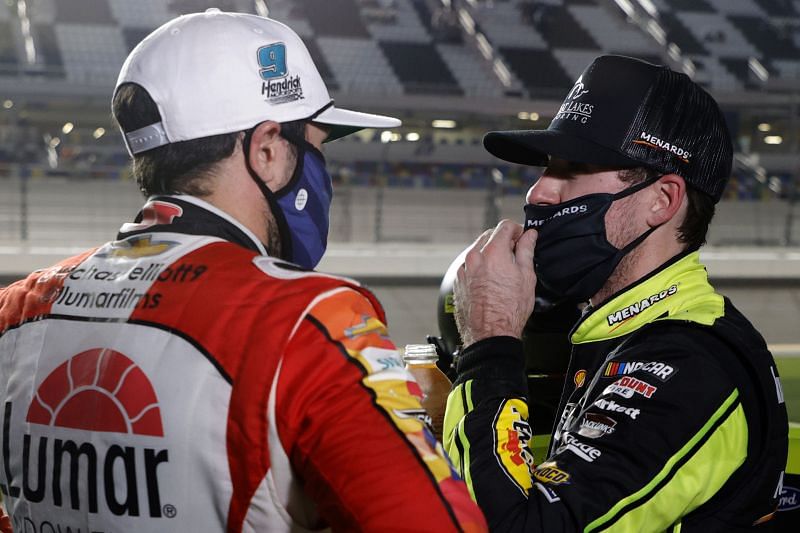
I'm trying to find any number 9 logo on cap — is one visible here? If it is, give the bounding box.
[258,43,287,80]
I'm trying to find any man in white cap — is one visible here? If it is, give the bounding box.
[0,10,486,532]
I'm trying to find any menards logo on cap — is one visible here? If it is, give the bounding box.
[633,132,691,163]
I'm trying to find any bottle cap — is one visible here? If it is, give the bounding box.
[403,344,439,363]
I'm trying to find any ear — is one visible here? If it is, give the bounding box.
[646,174,686,227]
[245,120,286,192]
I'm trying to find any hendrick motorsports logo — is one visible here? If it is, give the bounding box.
[257,42,303,104]
[1,349,172,519]
[607,285,678,327]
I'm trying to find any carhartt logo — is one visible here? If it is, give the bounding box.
[27,348,163,436]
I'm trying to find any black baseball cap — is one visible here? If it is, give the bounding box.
[484,55,733,202]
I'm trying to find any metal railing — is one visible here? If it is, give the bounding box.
[1,167,798,249]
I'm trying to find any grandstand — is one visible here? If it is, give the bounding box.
[0,0,798,245]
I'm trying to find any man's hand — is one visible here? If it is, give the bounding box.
[454,220,537,347]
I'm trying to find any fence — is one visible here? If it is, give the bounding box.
[0,172,799,249]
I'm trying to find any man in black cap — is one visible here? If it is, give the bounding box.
[443,55,788,531]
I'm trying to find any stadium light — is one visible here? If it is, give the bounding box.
[748,58,769,83]
[62,122,74,135]
[432,120,457,129]
[93,127,106,139]
[380,131,393,143]
[517,112,539,121]
[758,123,772,132]
[764,136,783,145]
[406,132,420,142]
[2,100,12,109]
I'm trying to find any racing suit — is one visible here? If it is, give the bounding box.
[444,251,788,531]
[0,195,487,532]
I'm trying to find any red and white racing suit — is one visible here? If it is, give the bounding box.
[0,195,486,532]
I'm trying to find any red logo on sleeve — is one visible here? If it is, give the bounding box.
[26,348,163,436]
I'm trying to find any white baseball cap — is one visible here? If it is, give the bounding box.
[116,8,401,155]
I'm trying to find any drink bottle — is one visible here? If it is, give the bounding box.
[403,344,452,442]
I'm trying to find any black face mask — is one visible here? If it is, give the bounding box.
[523,176,660,303]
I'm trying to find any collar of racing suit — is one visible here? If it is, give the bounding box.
[118,195,268,255]
[570,251,725,345]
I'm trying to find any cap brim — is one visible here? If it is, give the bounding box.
[484,129,640,168]
[313,106,401,142]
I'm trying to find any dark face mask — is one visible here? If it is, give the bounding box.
[244,128,333,269]
[271,135,332,269]
[523,176,659,303]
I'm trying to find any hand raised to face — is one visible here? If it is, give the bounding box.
[453,220,538,348]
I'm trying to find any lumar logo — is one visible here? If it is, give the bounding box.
[607,285,678,327]
[1,349,171,518]
[633,132,691,163]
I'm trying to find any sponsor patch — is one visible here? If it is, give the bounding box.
[393,407,433,430]
[779,485,800,512]
[594,398,640,420]
[557,432,601,462]
[606,285,677,328]
[578,413,617,438]
[533,482,561,503]
[604,376,657,399]
[359,347,408,382]
[527,204,587,229]
[257,42,304,104]
[493,400,534,495]
[555,75,594,124]
[4,348,170,518]
[603,360,677,382]
[633,132,691,163]
[574,369,586,388]
[97,236,180,259]
[533,462,570,485]
[344,315,389,339]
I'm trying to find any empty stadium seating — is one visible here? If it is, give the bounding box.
[2,0,798,95]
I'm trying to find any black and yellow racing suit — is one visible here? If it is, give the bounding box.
[444,251,788,531]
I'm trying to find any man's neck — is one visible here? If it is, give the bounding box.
[591,236,684,306]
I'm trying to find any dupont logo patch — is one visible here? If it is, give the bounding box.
[27,348,163,436]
